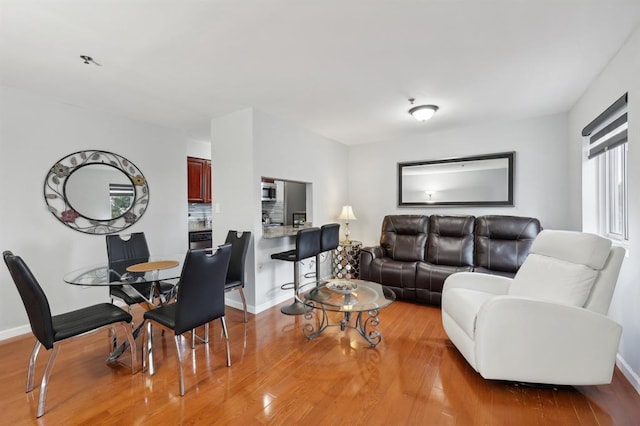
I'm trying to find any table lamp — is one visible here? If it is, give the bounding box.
[338,205,357,243]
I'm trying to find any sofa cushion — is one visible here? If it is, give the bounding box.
[426,215,475,266]
[416,262,473,305]
[475,215,541,274]
[380,215,428,261]
[442,288,495,339]
[509,254,598,306]
[367,257,417,293]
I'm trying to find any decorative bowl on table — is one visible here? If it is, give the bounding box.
[325,279,358,294]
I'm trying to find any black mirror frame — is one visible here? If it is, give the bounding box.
[43,150,149,234]
[398,151,515,207]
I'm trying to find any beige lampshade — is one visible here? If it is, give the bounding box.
[338,205,357,221]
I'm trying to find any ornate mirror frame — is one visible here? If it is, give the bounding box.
[44,150,149,234]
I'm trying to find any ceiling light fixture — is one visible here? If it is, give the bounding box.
[408,98,438,122]
[80,55,101,66]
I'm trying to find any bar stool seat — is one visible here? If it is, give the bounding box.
[271,227,321,315]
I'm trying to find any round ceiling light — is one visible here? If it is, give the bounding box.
[409,104,439,121]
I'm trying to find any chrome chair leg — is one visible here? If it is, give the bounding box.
[26,341,42,393]
[239,288,248,322]
[121,323,137,374]
[36,345,60,418]
[144,321,155,375]
[175,336,185,396]
[191,323,210,348]
[109,325,118,353]
[221,316,231,367]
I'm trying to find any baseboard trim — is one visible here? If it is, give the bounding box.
[0,324,30,342]
[616,354,640,395]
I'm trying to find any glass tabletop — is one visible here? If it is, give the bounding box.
[299,279,396,313]
[64,254,186,286]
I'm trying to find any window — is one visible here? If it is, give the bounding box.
[109,183,134,218]
[583,93,628,241]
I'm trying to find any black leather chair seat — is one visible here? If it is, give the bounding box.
[52,303,133,342]
[225,279,242,291]
[143,303,177,330]
[111,281,175,304]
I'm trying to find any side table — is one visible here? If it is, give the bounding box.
[333,240,362,279]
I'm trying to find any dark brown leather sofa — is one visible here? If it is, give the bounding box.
[359,215,542,306]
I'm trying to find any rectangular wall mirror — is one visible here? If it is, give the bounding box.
[398,152,515,207]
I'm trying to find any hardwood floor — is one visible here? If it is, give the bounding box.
[1,300,639,425]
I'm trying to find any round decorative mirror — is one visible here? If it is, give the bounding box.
[44,150,149,234]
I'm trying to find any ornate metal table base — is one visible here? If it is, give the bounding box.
[302,301,383,347]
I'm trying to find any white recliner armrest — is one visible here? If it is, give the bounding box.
[474,296,622,385]
[443,272,512,295]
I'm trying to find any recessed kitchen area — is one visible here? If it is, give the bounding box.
[261,177,313,238]
[188,156,213,249]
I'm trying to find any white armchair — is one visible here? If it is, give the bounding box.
[441,230,625,385]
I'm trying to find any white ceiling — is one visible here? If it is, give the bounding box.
[2,0,639,145]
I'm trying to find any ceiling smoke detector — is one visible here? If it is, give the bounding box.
[80,55,101,66]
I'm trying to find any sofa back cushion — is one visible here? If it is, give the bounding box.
[509,230,612,307]
[474,215,541,274]
[426,215,475,266]
[380,215,429,261]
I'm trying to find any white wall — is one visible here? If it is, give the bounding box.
[0,86,190,339]
[347,113,572,246]
[187,139,212,160]
[210,108,348,314]
[568,26,640,392]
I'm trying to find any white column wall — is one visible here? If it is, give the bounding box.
[0,86,190,339]
[210,109,348,314]
[568,26,640,393]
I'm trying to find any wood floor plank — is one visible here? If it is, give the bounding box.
[1,301,639,425]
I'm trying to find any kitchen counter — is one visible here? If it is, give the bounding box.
[262,224,314,239]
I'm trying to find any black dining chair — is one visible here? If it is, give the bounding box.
[3,251,137,418]
[224,230,252,322]
[142,245,232,396]
[106,233,176,307]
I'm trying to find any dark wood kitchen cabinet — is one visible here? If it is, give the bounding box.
[187,157,211,203]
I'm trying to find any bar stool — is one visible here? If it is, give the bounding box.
[316,223,340,281]
[271,227,321,315]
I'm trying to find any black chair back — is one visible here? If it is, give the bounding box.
[224,231,251,285]
[3,251,55,349]
[296,227,321,260]
[174,245,232,335]
[106,233,150,281]
[320,223,340,252]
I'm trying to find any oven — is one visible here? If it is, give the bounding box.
[189,231,213,250]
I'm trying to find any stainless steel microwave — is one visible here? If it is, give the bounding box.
[261,182,276,201]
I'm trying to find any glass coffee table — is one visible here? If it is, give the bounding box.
[298,279,396,347]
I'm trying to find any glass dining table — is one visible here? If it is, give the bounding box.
[63,255,185,362]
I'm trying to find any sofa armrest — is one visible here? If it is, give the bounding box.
[359,246,384,280]
[475,296,622,385]
[443,272,511,295]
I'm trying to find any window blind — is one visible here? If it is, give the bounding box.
[109,183,134,197]
[582,93,628,160]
